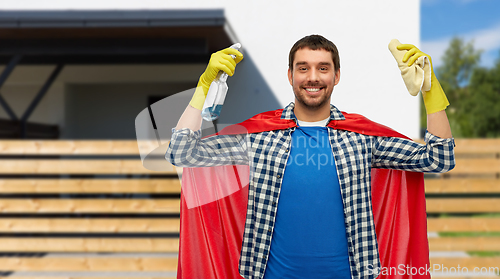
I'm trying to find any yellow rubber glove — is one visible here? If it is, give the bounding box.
[397,43,450,114]
[189,47,243,110]
[389,39,431,96]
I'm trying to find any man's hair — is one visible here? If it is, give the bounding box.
[288,34,340,71]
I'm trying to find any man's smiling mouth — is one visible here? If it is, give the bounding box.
[304,87,323,93]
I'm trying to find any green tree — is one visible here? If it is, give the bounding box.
[421,37,495,137]
[465,54,500,137]
[438,37,482,103]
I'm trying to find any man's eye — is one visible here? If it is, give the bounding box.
[320,67,328,71]
[299,67,307,71]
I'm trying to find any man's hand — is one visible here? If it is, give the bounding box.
[396,43,450,115]
[189,47,243,110]
[388,39,430,96]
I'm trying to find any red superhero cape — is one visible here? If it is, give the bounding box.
[177,109,430,279]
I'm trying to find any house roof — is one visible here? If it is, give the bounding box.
[0,9,237,64]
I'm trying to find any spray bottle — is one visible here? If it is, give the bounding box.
[201,43,242,121]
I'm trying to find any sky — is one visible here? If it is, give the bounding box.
[421,0,500,68]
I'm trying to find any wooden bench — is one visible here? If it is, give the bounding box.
[0,140,179,278]
[1,139,499,278]
[421,139,500,278]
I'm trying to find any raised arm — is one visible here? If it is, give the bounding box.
[375,41,455,172]
[166,47,246,167]
[396,43,452,139]
[175,47,243,131]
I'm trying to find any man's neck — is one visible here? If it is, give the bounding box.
[293,102,331,122]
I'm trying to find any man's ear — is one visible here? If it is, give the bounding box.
[288,68,293,86]
[334,69,341,86]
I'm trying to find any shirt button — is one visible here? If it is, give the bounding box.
[272,201,276,205]
[285,148,289,152]
[277,174,281,178]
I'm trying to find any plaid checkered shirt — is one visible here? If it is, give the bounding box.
[166,103,455,279]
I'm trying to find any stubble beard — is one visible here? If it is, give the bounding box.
[293,84,333,110]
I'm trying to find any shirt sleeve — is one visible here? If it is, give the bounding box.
[165,128,249,167]
[371,130,456,173]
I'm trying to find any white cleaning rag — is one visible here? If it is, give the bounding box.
[388,39,432,96]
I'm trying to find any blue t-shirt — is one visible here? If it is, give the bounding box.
[263,126,351,279]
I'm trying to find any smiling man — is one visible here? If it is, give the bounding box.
[287,38,341,121]
[166,35,455,279]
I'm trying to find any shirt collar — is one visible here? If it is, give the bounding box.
[280,102,345,123]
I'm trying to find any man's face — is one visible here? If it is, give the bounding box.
[288,47,340,110]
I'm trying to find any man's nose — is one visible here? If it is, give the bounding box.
[307,69,319,82]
